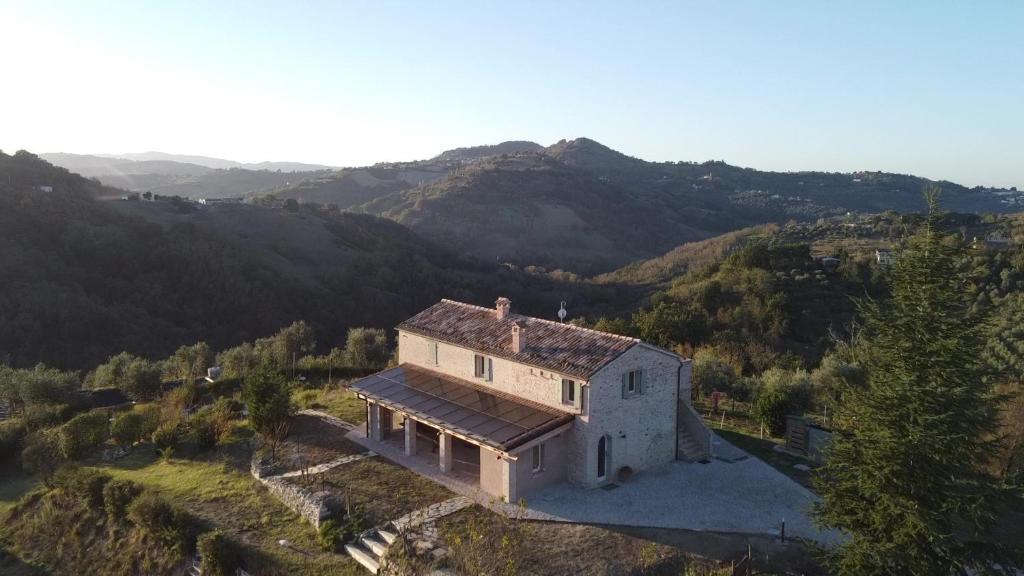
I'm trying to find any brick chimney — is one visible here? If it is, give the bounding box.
[511,320,526,353]
[495,297,511,320]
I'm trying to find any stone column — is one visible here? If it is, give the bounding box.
[503,457,518,504]
[439,431,453,473]
[404,417,417,456]
[368,403,382,442]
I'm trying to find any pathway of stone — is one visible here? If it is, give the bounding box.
[271,451,377,479]
[390,496,474,532]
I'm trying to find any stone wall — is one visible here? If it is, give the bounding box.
[251,455,329,529]
[571,345,683,487]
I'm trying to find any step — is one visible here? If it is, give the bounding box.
[344,542,380,574]
[377,527,398,545]
[361,533,389,558]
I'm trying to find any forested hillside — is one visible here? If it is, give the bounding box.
[0,151,608,371]
[346,138,1020,274]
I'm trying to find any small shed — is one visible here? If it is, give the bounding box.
[785,415,832,463]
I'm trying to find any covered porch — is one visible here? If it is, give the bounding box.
[351,364,573,502]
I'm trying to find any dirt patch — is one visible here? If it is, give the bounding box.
[276,413,366,470]
[296,457,454,527]
[437,506,731,576]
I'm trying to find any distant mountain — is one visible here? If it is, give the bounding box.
[264,141,543,208]
[342,137,1021,273]
[41,152,331,199]
[431,140,543,163]
[41,139,1024,274]
[107,151,334,172]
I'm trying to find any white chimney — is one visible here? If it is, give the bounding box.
[495,297,511,320]
[511,320,526,353]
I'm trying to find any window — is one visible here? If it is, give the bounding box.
[427,341,439,366]
[597,436,607,479]
[561,378,576,406]
[622,369,643,398]
[474,355,492,381]
[531,442,545,472]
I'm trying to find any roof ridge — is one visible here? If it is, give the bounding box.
[437,298,640,342]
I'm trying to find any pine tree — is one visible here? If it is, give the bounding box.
[813,191,1019,575]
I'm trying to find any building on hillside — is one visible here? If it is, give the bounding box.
[349,297,712,503]
[198,197,244,205]
[875,248,894,265]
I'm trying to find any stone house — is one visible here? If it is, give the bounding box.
[349,297,712,503]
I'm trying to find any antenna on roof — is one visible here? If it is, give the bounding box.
[558,301,567,323]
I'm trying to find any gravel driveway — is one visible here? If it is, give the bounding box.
[517,436,840,544]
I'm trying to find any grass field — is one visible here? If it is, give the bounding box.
[311,456,454,527]
[292,386,367,425]
[80,427,361,576]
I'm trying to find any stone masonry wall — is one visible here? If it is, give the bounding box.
[251,456,329,529]
[568,346,683,487]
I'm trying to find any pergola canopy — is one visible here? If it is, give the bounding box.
[350,364,573,452]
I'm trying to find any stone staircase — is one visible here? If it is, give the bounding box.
[344,496,472,573]
[677,400,713,462]
[677,427,706,461]
[344,525,398,574]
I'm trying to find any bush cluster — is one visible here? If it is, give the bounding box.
[53,465,112,508]
[197,530,238,576]
[128,491,195,554]
[103,478,142,525]
[58,411,110,459]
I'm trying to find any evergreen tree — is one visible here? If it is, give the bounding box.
[813,191,1018,575]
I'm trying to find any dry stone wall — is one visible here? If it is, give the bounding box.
[251,455,329,529]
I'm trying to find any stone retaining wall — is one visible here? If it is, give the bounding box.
[251,455,329,529]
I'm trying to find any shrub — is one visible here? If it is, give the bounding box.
[103,478,142,525]
[152,421,181,458]
[111,412,146,447]
[22,430,65,485]
[753,368,813,436]
[318,519,344,552]
[197,530,238,576]
[52,465,112,508]
[58,411,110,459]
[0,420,26,462]
[191,415,218,451]
[128,491,194,553]
[23,403,72,431]
[135,404,162,439]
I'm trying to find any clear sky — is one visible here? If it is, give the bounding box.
[1,1,1021,188]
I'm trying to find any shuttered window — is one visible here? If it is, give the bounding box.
[621,369,643,398]
[427,341,439,365]
[474,355,493,381]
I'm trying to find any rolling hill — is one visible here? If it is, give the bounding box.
[0,151,610,370]
[340,138,1021,273]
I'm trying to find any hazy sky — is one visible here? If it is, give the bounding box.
[1,1,1021,188]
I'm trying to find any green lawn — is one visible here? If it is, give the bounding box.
[82,434,361,575]
[292,387,366,425]
[712,426,816,491]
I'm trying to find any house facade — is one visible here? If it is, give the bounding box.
[349,298,712,503]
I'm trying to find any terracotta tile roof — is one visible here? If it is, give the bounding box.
[350,364,573,452]
[396,299,639,379]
